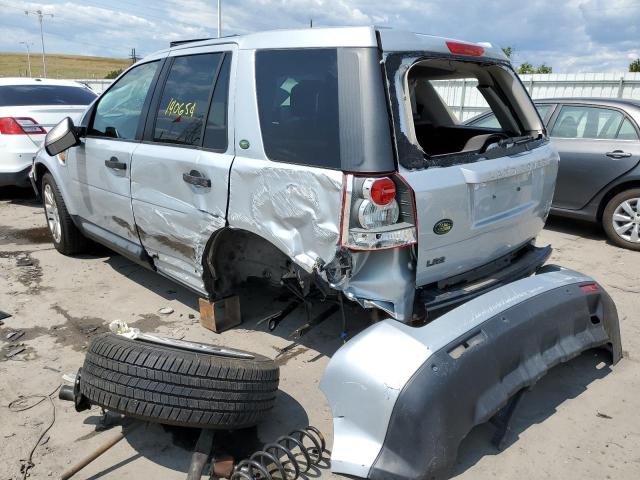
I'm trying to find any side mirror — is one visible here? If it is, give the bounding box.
[45,117,81,156]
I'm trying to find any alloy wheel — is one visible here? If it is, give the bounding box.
[43,183,62,244]
[612,197,640,243]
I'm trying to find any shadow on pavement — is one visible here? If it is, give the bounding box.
[84,391,310,478]
[453,347,614,476]
[544,216,606,242]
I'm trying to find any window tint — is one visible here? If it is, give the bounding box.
[91,61,159,140]
[551,105,623,139]
[256,49,340,168]
[0,85,96,107]
[617,118,639,140]
[470,104,551,129]
[203,53,231,151]
[154,53,222,146]
[472,113,500,128]
[535,104,552,121]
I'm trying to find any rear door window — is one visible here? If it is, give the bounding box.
[0,85,96,107]
[617,118,639,140]
[255,49,340,168]
[551,106,623,139]
[203,53,231,151]
[153,53,222,146]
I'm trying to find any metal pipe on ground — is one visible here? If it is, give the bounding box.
[59,423,141,480]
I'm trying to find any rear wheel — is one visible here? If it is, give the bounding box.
[602,188,640,251]
[42,173,88,255]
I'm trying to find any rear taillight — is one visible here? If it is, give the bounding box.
[0,117,46,135]
[446,41,485,57]
[340,173,417,250]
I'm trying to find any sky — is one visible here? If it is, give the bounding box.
[0,0,639,72]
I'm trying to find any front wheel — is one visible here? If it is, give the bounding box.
[42,173,88,255]
[602,188,640,251]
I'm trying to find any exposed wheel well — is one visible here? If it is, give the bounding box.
[597,180,640,221]
[202,228,300,299]
[33,162,50,196]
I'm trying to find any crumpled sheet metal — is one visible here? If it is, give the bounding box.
[133,199,223,294]
[228,160,343,272]
[341,247,416,322]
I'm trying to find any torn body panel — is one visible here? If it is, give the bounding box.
[227,160,344,272]
[321,267,622,480]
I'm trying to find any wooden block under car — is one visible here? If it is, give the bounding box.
[199,296,241,333]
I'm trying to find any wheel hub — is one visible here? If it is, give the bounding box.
[612,197,640,243]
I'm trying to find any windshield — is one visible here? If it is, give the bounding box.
[0,85,97,107]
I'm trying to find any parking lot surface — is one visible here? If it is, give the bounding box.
[1,187,639,480]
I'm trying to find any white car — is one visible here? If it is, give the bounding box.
[0,78,96,187]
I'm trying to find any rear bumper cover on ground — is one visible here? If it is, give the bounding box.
[320,267,622,480]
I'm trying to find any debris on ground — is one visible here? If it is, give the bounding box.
[597,412,613,420]
[0,310,11,321]
[6,330,25,341]
[16,256,34,267]
[158,307,174,315]
[5,345,26,359]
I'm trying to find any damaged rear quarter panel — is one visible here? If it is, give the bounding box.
[227,159,344,271]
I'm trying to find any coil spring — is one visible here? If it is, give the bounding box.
[230,426,326,480]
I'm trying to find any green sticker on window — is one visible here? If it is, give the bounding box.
[239,139,250,149]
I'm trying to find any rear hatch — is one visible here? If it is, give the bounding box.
[379,32,559,287]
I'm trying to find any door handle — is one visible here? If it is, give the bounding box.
[183,170,211,188]
[606,150,632,159]
[104,156,127,170]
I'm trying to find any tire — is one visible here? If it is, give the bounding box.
[79,333,280,429]
[602,188,640,251]
[41,173,88,255]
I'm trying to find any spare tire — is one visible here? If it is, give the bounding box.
[79,333,279,429]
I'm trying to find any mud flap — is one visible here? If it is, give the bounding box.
[320,267,622,480]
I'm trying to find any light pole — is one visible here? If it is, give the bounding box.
[25,9,54,78]
[217,0,222,38]
[19,41,33,77]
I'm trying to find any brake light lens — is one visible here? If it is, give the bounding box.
[340,174,417,250]
[580,283,600,293]
[363,177,396,206]
[0,117,46,135]
[446,41,485,57]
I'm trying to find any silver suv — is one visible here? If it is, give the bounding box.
[33,26,557,322]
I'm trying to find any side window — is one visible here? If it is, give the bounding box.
[617,118,639,140]
[472,114,500,129]
[255,48,340,168]
[91,61,159,140]
[551,106,623,139]
[153,53,222,146]
[535,104,552,121]
[203,53,231,151]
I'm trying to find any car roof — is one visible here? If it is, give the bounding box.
[0,77,90,88]
[144,26,506,62]
[535,97,640,109]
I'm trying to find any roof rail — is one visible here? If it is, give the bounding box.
[169,38,213,47]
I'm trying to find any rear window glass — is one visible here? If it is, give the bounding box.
[154,53,222,146]
[0,85,96,107]
[255,49,340,168]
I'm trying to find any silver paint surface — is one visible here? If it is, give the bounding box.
[320,268,592,478]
